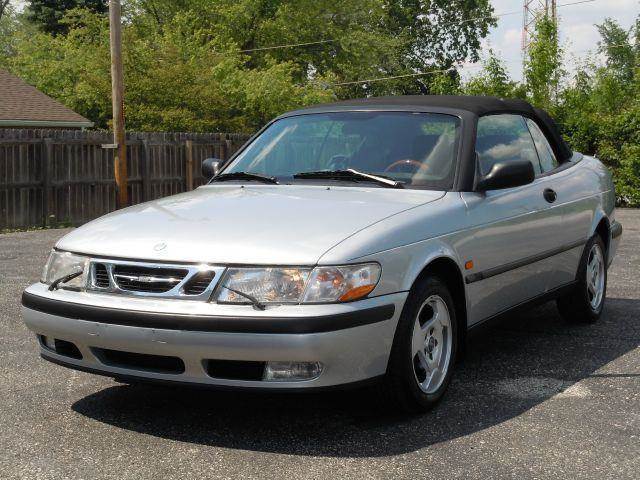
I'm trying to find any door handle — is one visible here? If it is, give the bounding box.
[543,188,557,203]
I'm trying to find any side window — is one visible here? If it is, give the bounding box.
[475,114,542,176]
[525,118,559,172]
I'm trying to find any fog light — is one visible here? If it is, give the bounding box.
[263,361,323,381]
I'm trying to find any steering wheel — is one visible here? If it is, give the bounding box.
[384,159,424,173]
[328,154,349,170]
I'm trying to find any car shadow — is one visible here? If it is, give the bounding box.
[71,297,639,458]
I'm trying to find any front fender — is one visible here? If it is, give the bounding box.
[350,237,466,298]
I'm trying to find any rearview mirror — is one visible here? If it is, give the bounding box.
[202,158,221,178]
[475,160,535,191]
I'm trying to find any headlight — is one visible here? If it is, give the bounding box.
[216,268,312,304]
[215,263,381,305]
[41,250,89,289]
[302,264,381,303]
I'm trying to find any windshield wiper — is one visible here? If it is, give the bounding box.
[48,269,83,291]
[210,171,279,185]
[221,285,266,311]
[293,169,403,188]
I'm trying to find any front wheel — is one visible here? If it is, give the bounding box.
[379,276,458,413]
[557,235,607,323]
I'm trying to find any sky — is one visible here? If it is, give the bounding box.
[464,0,640,81]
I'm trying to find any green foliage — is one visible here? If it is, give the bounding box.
[125,0,495,96]
[597,106,640,206]
[558,16,640,206]
[463,51,527,99]
[0,1,17,57]
[3,7,334,132]
[6,9,112,125]
[524,15,563,110]
[0,0,495,132]
[25,0,107,34]
[0,1,11,22]
[597,18,636,82]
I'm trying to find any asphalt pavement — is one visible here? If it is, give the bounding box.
[1,210,638,479]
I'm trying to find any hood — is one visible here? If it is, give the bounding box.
[57,184,444,265]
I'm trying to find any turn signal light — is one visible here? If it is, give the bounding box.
[338,284,376,302]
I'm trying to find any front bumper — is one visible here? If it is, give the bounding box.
[21,283,406,389]
[608,220,623,268]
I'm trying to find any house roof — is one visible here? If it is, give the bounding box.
[0,69,94,128]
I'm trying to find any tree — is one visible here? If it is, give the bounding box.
[358,0,496,95]
[463,50,527,99]
[2,8,333,132]
[524,15,563,111]
[0,0,17,57]
[26,0,107,34]
[0,1,11,22]
[3,0,497,131]
[557,15,640,206]
[597,18,636,82]
[123,0,496,97]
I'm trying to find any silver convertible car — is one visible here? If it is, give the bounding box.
[22,96,622,413]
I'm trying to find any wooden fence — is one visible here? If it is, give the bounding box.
[0,129,250,230]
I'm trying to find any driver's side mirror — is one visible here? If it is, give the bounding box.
[475,160,535,191]
[202,158,221,178]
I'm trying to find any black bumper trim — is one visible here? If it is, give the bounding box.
[22,291,395,334]
[40,353,384,392]
[611,220,623,239]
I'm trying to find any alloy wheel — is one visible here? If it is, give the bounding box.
[411,295,453,394]
[586,243,605,310]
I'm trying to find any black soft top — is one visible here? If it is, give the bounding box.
[289,95,572,162]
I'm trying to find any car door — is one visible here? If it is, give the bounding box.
[524,117,590,289]
[459,114,565,324]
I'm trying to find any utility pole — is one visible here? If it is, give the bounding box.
[109,0,128,209]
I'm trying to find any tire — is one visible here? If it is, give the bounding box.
[378,275,458,414]
[556,235,607,324]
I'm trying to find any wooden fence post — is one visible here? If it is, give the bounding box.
[42,138,53,227]
[220,137,227,161]
[185,139,194,191]
[225,139,232,159]
[140,138,152,201]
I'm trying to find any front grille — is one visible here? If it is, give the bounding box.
[87,260,224,299]
[93,263,110,288]
[183,270,216,295]
[112,265,188,293]
[93,348,185,374]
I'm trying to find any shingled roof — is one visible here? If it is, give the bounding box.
[0,69,93,128]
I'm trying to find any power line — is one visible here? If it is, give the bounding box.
[332,66,478,86]
[229,0,596,56]
[329,41,634,88]
[238,39,335,53]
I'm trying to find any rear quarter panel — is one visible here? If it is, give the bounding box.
[553,155,615,245]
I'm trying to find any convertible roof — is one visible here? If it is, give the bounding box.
[292,95,573,161]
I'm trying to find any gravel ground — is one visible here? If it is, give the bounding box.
[1,210,638,479]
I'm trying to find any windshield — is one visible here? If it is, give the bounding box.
[223,112,461,189]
